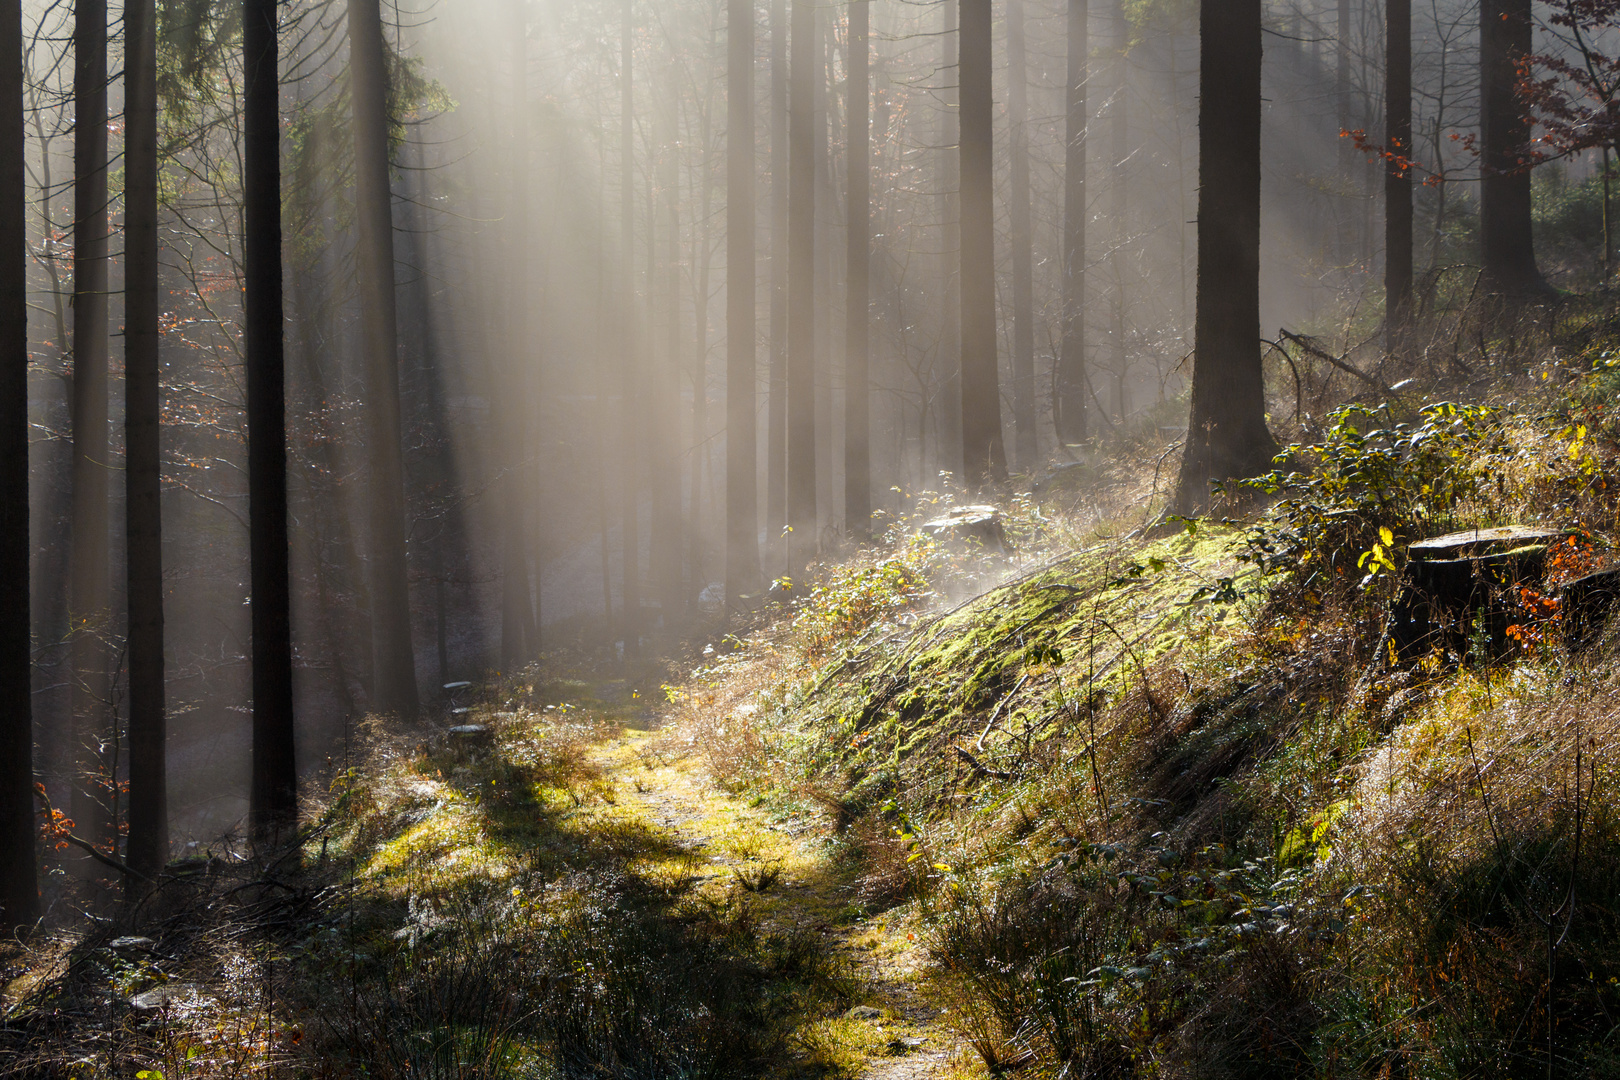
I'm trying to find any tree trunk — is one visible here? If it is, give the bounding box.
[1007,0,1036,472]
[70,0,113,859]
[958,0,1005,490]
[1478,0,1547,297]
[765,0,788,578]
[124,0,168,881]
[652,65,684,629]
[1172,0,1275,515]
[787,0,817,574]
[620,0,641,654]
[1056,0,1088,447]
[845,0,870,540]
[1385,0,1413,351]
[938,0,961,480]
[501,4,536,670]
[727,0,761,602]
[349,0,420,716]
[244,0,297,840]
[0,0,38,932]
[1108,1,1127,421]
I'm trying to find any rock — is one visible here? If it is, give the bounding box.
[845,1004,883,1021]
[920,505,1009,553]
[447,725,492,742]
[130,983,208,1013]
[888,1036,925,1054]
[108,936,156,956]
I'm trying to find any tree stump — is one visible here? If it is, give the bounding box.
[1560,566,1620,650]
[1388,526,1565,664]
[920,505,1008,553]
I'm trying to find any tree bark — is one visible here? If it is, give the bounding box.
[1478,0,1548,297]
[349,0,420,716]
[1056,0,1088,447]
[727,0,761,601]
[124,0,168,881]
[844,0,870,540]
[1007,0,1036,472]
[766,0,788,577]
[245,0,297,840]
[70,0,113,858]
[0,0,38,932]
[958,0,1005,489]
[1385,0,1413,351]
[1172,0,1275,515]
[787,0,817,574]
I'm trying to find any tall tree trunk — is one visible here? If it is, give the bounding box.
[245,0,297,840]
[501,4,536,669]
[70,0,113,858]
[1478,0,1547,297]
[652,68,684,630]
[349,0,420,716]
[958,0,1005,489]
[0,0,39,932]
[1337,0,1355,259]
[787,0,817,574]
[766,0,787,577]
[620,0,642,653]
[813,13,833,533]
[727,0,761,602]
[1108,1,1127,421]
[1006,0,1036,472]
[1385,0,1413,351]
[1172,0,1275,515]
[1056,0,1088,447]
[124,0,168,881]
[845,0,870,540]
[938,0,961,479]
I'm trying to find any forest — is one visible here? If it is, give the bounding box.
[4,0,1620,1075]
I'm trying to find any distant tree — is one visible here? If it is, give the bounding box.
[349,0,421,715]
[1006,0,1036,472]
[70,0,113,858]
[937,0,961,479]
[0,0,39,932]
[767,0,788,574]
[501,0,537,669]
[787,0,817,573]
[1107,1,1127,421]
[1479,0,1549,296]
[1172,0,1275,515]
[244,0,297,841]
[726,0,761,600]
[1386,0,1413,350]
[1055,0,1088,448]
[845,0,871,540]
[125,0,169,881]
[958,0,1006,489]
[620,0,642,653]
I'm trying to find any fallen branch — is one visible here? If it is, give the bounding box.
[955,745,1013,781]
[1278,328,1392,395]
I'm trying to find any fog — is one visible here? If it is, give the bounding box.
[16,0,1606,839]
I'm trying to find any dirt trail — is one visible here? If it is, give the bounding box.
[588,729,964,1079]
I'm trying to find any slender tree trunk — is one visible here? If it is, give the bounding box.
[787,0,817,574]
[501,5,536,669]
[1478,0,1547,297]
[620,0,642,653]
[1007,0,1036,472]
[70,0,113,859]
[1385,0,1413,351]
[1337,0,1355,259]
[727,0,761,602]
[1109,1,1127,421]
[1172,0,1275,515]
[958,0,1005,489]
[124,0,168,881]
[813,13,833,533]
[349,0,420,716]
[245,0,297,840]
[766,0,788,577]
[652,66,684,628]
[845,0,870,540]
[0,0,38,932]
[1056,0,1088,447]
[938,0,961,480]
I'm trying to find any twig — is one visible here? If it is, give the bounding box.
[1278,328,1393,394]
[976,673,1031,751]
[34,786,155,883]
[954,746,1012,781]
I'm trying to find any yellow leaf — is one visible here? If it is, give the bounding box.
[1379,527,1394,547]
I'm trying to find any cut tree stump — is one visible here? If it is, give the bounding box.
[920,505,1008,553]
[1388,526,1567,664]
[1560,567,1620,650]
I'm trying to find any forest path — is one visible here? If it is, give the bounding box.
[585,726,966,1079]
